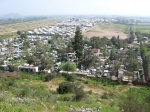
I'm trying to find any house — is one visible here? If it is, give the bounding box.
[91,48,101,57]
[18,66,38,73]
[0,65,10,71]
[43,69,51,73]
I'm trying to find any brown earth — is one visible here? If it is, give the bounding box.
[83,25,128,39]
[45,80,105,95]
[0,18,63,35]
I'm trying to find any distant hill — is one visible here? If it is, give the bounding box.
[0,13,24,19]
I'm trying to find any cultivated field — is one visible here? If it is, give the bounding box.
[83,23,129,39]
[0,18,63,38]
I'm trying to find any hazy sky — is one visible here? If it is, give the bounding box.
[0,0,150,16]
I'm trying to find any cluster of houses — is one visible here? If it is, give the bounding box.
[0,17,149,84]
[28,18,101,38]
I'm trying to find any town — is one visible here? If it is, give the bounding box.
[1,0,150,111]
[0,17,149,85]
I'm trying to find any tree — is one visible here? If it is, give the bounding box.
[23,40,30,50]
[101,36,108,46]
[17,30,21,35]
[103,48,108,58]
[72,27,84,60]
[109,48,116,60]
[110,61,121,77]
[140,45,150,82]
[81,49,97,69]
[90,36,101,48]
[74,82,85,101]
[20,33,27,39]
[111,36,117,45]
[40,54,54,70]
[57,82,73,94]
[60,61,77,71]
[126,49,141,72]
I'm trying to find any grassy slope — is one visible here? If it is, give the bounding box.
[0,72,146,112]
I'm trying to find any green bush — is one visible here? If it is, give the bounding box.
[63,73,76,82]
[57,82,73,94]
[88,90,92,94]
[84,81,89,84]
[74,82,85,101]
[0,76,16,90]
[60,61,77,71]
[101,92,109,99]
[44,74,55,82]
[16,86,30,98]
[119,93,150,112]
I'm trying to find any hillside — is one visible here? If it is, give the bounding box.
[0,72,149,112]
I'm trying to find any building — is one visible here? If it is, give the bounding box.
[91,48,101,57]
[18,66,38,73]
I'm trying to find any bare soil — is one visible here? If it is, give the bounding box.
[83,25,128,39]
[45,80,105,95]
[0,19,63,35]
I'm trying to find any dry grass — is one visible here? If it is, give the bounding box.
[0,18,64,36]
[83,24,129,39]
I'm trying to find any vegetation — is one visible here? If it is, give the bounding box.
[2,21,150,112]
[57,81,73,94]
[72,27,84,60]
[60,61,77,71]
[0,71,150,112]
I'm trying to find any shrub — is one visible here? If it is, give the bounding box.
[16,86,30,98]
[74,82,85,101]
[101,92,109,99]
[84,81,89,84]
[88,90,92,94]
[0,76,16,90]
[119,94,148,112]
[63,73,76,82]
[60,61,77,71]
[44,74,55,82]
[57,82,73,94]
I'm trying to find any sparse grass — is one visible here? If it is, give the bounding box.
[134,25,150,34]
[100,23,129,34]
[0,32,18,39]
[0,18,64,39]
[0,72,148,112]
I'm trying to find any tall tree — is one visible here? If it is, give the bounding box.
[90,36,101,48]
[140,45,150,82]
[72,27,84,60]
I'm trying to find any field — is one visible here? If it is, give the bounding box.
[1,72,148,112]
[133,25,150,34]
[0,18,63,39]
[83,23,129,39]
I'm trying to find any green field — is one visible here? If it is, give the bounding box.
[100,23,129,34]
[133,25,150,34]
[0,72,149,112]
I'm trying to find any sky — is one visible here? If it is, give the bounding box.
[0,0,150,16]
